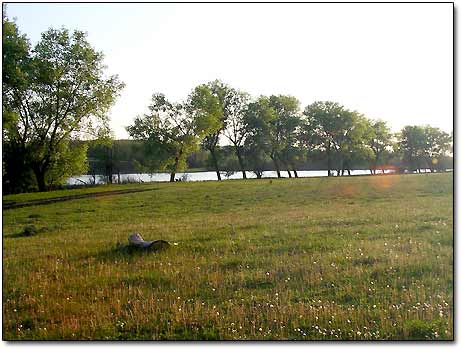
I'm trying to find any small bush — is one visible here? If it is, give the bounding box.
[19,225,51,237]
[22,225,38,236]
[405,319,444,340]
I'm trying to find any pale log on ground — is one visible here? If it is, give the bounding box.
[128,233,170,250]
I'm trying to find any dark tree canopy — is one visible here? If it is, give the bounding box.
[2,17,124,192]
[399,125,452,173]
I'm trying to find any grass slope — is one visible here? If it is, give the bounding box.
[2,173,453,340]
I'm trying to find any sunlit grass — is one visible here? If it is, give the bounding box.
[2,173,453,339]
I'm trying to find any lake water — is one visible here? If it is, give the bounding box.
[67,169,405,186]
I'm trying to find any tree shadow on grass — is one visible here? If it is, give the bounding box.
[4,225,51,238]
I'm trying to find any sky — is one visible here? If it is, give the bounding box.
[5,2,454,139]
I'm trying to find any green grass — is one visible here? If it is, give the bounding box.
[2,173,453,340]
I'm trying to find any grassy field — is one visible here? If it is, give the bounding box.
[2,173,453,340]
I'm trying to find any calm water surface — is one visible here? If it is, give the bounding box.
[67,169,402,186]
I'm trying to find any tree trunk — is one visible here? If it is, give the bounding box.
[337,153,343,177]
[170,157,180,182]
[293,169,298,178]
[210,149,222,181]
[235,147,247,179]
[170,150,183,182]
[106,146,113,184]
[370,169,373,175]
[271,153,281,178]
[426,158,434,173]
[34,167,47,192]
[347,169,351,176]
[327,141,332,176]
[373,153,380,176]
[279,157,292,178]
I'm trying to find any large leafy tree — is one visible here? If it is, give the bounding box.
[191,80,227,180]
[398,125,427,172]
[367,119,394,174]
[244,95,302,178]
[421,126,452,172]
[219,84,250,179]
[269,95,303,178]
[2,18,124,192]
[303,101,353,176]
[189,83,223,179]
[399,125,452,173]
[335,112,373,176]
[2,15,34,192]
[244,96,279,176]
[126,92,220,182]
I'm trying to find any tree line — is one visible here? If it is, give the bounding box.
[2,17,453,193]
[126,80,452,182]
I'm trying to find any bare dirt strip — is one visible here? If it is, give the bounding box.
[3,187,159,210]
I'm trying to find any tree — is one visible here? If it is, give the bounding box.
[398,126,427,173]
[335,112,373,176]
[367,119,393,174]
[243,141,268,179]
[304,101,366,176]
[303,101,343,176]
[190,81,226,180]
[2,19,124,192]
[45,139,89,188]
[420,126,451,172]
[397,125,451,173]
[2,15,35,193]
[244,95,302,178]
[269,95,303,178]
[244,96,279,176]
[220,84,250,179]
[126,93,220,182]
[243,112,269,179]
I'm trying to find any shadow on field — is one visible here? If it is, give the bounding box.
[92,242,171,262]
[5,224,52,238]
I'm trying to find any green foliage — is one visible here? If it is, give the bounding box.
[244,95,303,176]
[2,15,30,95]
[404,319,446,340]
[398,126,426,171]
[194,80,250,178]
[398,125,451,172]
[2,18,124,192]
[304,101,364,174]
[127,91,220,181]
[189,82,223,157]
[44,141,88,188]
[367,119,394,172]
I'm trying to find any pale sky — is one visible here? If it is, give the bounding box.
[6,3,454,139]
